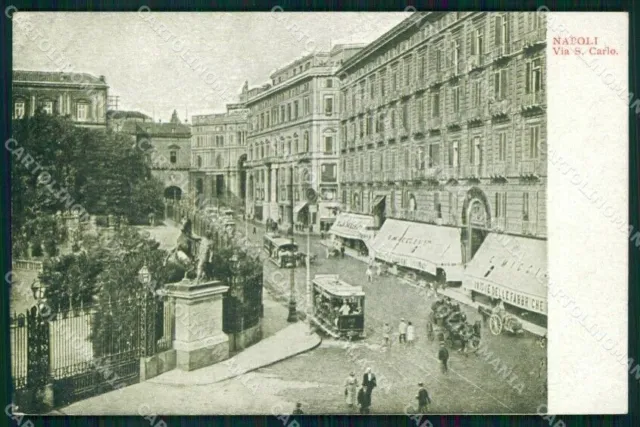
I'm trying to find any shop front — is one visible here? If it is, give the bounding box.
[370,219,464,283]
[462,233,548,318]
[329,213,375,256]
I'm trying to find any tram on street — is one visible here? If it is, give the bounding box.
[263,233,299,268]
[309,274,365,340]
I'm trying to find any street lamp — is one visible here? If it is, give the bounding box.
[287,166,297,323]
[138,265,152,290]
[30,280,46,302]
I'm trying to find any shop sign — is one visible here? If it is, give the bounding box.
[472,279,547,315]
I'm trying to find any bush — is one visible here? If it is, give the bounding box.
[95,216,108,227]
[44,239,58,257]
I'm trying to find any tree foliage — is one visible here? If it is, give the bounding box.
[11,113,165,254]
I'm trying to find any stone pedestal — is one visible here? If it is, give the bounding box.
[165,279,230,371]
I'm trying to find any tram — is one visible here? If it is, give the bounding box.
[309,274,365,340]
[263,233,299,268]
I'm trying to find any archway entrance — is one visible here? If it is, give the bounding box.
[461,188,491,263]
[164,186,182,201]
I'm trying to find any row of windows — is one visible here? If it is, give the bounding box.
[13,100,92,121]
[341,124,542,172]
[193,154,228,169]
[343,56,543,117]
[344,12,544,85]
[251,95,336,132]
[248,133,337,161]
[342,189,539,222]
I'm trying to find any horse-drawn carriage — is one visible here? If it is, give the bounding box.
[427,298,481,353]
[477,304,525,336]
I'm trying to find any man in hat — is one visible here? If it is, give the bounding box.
[357,384,370,414]
[438,342,449,373]
[398,318,408,344]
[362,367,377,400]
[416,382,432,413]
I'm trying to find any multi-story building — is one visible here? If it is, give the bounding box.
[244,44,365,231]
[12,70,109,128]
[106,109,152,132]
[120,121,192,201]
[335,12,547,318]
[190,104,249,209]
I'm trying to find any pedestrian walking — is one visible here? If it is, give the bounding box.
[406,321,415,345]
[326,246,330,259]
[416,382,432,413]
[357,384,370,414]
[340,244,345,258]
[366,266,373,283]
[398,318,408,344]
[344,372,358,408]
[382,322,391,346]
[438,342,449,373]
[362,367,377,400]
[376,262,382,277]
[253,226,256,235]
[292,402,304,415]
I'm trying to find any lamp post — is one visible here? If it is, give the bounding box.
[287,166,297,322]
[30,280,47,312]
[138,264,152,290]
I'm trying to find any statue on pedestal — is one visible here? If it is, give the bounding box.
[163,218,212,282]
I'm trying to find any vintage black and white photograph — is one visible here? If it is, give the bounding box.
[8,11,550,415]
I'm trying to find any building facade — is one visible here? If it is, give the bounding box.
[336,12,547,314]
[120,121,192,200]
[244,44,364,231]
[12,70,109,128]
[190,104,249,209]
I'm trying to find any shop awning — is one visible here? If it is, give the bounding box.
[370,219,410,263]
[463,233,548,315]
[371,219,463,278]
[294,202,308,214]
[329,213,374,241]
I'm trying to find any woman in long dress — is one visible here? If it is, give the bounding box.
[344,372,358,407]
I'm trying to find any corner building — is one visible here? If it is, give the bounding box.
[245,44,364,232]
[336,12,547,319]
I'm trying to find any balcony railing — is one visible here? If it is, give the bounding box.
[444,65,461,81]
[522,91,545,110]
[466,105,487,123]
[396,169,411,181]
[375,131,386,143]
[444,166,461,180]
[398,126,409,139]
[427,116,442,131]
[524,27,546,48]
[487,162,511,178]
[392,209,440,224]
[401,84,413,98]
[414,121,426,135]
[489,99,511,117]
[489,218,545,238]
[466,54,485,72]
[383,171,396,182]
[520,159,546,177]
[491,44,511,61]
[446,111,464,128]
[462,163,483,178]
[428,70,444,86]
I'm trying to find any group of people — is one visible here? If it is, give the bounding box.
[344,368,377,414]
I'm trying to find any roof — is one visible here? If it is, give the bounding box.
[13,69,108,87]
[271,237,298,247]
[135,122,191,136]
[312,274,364,297]
[107,110,152,120]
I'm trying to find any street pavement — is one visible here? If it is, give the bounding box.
[94,220,546,414]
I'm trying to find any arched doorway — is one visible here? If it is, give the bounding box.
[164,186,182,201]
[461,187,491,263]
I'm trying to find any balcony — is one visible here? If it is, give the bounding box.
[413,121,426,136]
[396,169,411,181]
[398,126,409,140]
[466,105,487,123]
[384,171,396,183]
[356,100,365,116]
[444,65,461,81]
[491,44,511,62]
[401,84,413,98]
[462,164,483,179]
[392,209,439,224]
[521,91,545,111]
[356,135,365,147]
[428,71,444,87]
[466,54,485,72]
[374,131,386,143]
[489,99,511,117]
[411,166,442,181]
[363,171,372,183]
[524,27,546,49]
[443,166,461,180]
[446,111,464,128]
[487,162,511,178]
[427,116,442,131]
[519,159,546,177]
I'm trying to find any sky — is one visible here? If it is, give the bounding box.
[13,12,410,122]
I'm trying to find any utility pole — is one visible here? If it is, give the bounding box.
[287,166,297,322]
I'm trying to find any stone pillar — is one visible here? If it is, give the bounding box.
[165,279,229,371]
